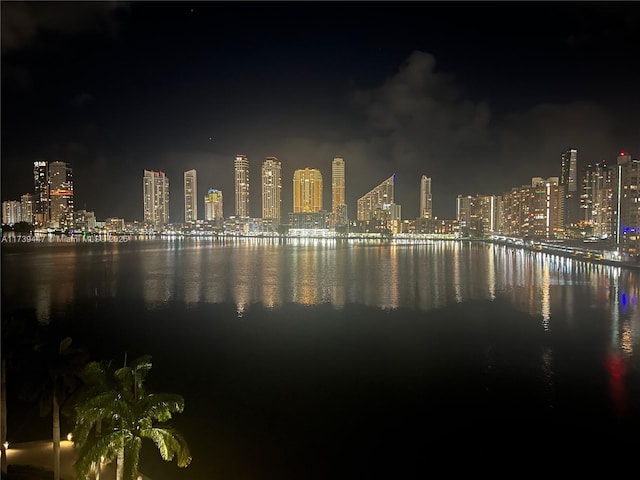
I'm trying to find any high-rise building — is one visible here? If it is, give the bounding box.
[420,175,432,219]
[2,201,21,226]
[234,154,250,217]
[456,194,502,237]
[184,169,198,223]
[262,157,282,225]
[143,169,170,231]
[531,177,563,239]
[33,161,49,226]
[561,148,579,228]
[204,188,224,227]
[581,160,614,238]
[357,174,396,221]
[20,193,33,224]
[332,156,347,226]
[502,178,562,239]
[49,161,74,230]
[293,168,323,213]
[614,152,640,260]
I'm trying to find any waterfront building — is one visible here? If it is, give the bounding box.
[105,217,125,233]
[204,188,224,228]
[49,161,74,231]
[332,157,347,227]
[234,154,250,218]
[356,174,396,222]
[530,177,563,239]
[20,193,33,224]
[456,194,502,237]
[288,211,332,230]
[74,209,96,232]
[581,159,614,238]
[502,186,531,237]
[184,169,198,223]
[420,175,432,219]
[262,157,282,226]
[2,201,21,226]
[356,174,401,234]
[33,161,49,226]
[502,178,562,239]
[560,148,579,229]
[614,152,640,260]
[456,195,478,237]
[293,168,323,213]
[143,169,170,231]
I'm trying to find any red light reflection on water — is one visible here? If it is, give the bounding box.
[606,352,628,418]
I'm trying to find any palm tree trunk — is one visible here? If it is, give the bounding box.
[116,446,124,480]
[53,393,60,480]
[1,360,7,476]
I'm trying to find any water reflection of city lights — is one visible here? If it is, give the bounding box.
[540,261,551,331]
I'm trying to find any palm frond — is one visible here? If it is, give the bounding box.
[140,427,192,468]
[74,431,124,478]
[142,393,185,421]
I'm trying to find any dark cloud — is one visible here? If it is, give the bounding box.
[350,50,495,216]
[1,1,130,53]
[322,51,635,219]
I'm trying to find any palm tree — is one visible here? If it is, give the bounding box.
[73,355,192,480]
[1,309,40,475]
[22,334,88,480]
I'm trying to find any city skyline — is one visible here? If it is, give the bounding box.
[1,2,639,221]
[3,147,638,226]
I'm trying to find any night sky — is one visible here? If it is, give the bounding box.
[2,1,639,221]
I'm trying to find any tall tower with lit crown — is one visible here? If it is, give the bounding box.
[234,155,250,217]
[184,169,198,222]
[204,188,224,227]
[262,157,282,225]
[420,175,432,219]
[33,161,49,226]
[332,156,347,226]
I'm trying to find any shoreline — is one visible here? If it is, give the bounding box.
[2,231,639,272]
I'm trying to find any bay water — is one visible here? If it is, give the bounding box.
[2,238,640,478]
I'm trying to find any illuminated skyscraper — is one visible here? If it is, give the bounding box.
[357,174,396,221]
[420,175,432,219]
[49,161,74,230]
[581,160,613,238]
[2,201,21,226]
[143,169,170,231]
[293,168,323,213]
[234,154,250,217]
[262,157,282,224]
[184,169,198,223]
[204,188,224,227]
[614,151,640,260]
[332,156,347,226]
[561,148,579,227]
[33,161,49,226]
[21,193,33,224]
